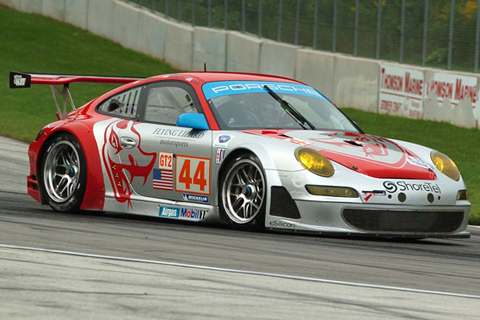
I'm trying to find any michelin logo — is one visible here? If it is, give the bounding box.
[182,193,209,203]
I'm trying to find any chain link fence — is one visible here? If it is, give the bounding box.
[124,0,480,73]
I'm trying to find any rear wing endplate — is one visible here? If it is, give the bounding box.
[9,71,143,120]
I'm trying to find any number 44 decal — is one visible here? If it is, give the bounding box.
[175,155,211,195]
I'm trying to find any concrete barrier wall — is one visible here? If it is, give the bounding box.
[1,0,478,128]
[19,0,42,13]
[163,19,194,70]
[86,0,114,40]
[295,49,336,100]
[112,1,141,53]
[193,27,227,72]
[259,41,298,79]
[42,0,64,21]
[64,0,88,30]
[137,10,168,61]
[334,55,380,113]
[226,31,262,73]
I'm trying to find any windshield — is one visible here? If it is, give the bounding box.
[202,81,359,132]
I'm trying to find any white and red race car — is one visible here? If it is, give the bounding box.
[10,71,470,238]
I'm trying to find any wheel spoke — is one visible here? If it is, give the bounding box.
[57,176,70,197]
[222,158,266,225]
[44,139,81,204]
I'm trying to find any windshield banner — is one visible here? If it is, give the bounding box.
[202,81,325,100]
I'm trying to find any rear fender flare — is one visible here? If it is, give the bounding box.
[37,123,105,210]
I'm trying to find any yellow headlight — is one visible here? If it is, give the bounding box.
[430,151,460,181]
[295,148,334,177]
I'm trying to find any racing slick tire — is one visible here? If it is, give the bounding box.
[40,133,87,213]
[220,153,266,230]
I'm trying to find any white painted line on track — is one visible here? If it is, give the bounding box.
[1,243,479,300]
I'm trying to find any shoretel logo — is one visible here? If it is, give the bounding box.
[383,181,441,194]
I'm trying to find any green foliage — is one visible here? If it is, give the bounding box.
[0,6,178,141]
[426,48,449,65]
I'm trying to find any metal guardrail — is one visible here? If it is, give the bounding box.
[124,0,480,73]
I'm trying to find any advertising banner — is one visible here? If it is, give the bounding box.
[427,73,477,106]
[422,72,479,128]
[379,65,424,119]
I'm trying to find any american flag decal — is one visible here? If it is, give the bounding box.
[153,168,173,191]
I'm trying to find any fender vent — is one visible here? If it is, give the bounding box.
[270,186,301,219]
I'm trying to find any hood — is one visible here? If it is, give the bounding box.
[243,130,436,180]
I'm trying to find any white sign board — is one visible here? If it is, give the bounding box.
[379,65,424,119]
[425,72,479,128]
[427,73,478,108]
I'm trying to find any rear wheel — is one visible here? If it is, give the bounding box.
[40,134,87,213]
[220,154,266,230]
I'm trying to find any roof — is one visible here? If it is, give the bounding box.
[148,72,304,85]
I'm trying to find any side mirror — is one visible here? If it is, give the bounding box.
[176,113,210,130]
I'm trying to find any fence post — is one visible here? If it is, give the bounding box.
[376,0,382,59]
[354,0,359,56]
[475,0,480,72]
[277,0,283,42]
[224,0,228,30]
[177,0,181,21]
[332,0,337,52]
[294,0,300,45]
[242,0,246,33]
[313,0,318,49]
[208,0,212,28]
[447,0,455,70]
[258,0,263,38]
[422,0,429,66]
[191,0,195,26]
[400,0,405,63]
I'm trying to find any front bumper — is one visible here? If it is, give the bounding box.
[266,199,471,238]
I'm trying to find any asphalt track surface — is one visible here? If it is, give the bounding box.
[0,135,479,319]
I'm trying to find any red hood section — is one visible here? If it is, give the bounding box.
[243,130,436,180]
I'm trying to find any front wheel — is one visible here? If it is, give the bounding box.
[40,133,87,213]
[220,154,266,230]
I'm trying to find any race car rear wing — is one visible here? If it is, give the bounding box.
[9,71,143,120]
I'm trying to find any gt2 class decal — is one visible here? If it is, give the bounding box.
[153,152,174,191]
[175,155,211,195]
[102,120,157,208]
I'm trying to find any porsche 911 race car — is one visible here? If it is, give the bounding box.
[10,71,470,238]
